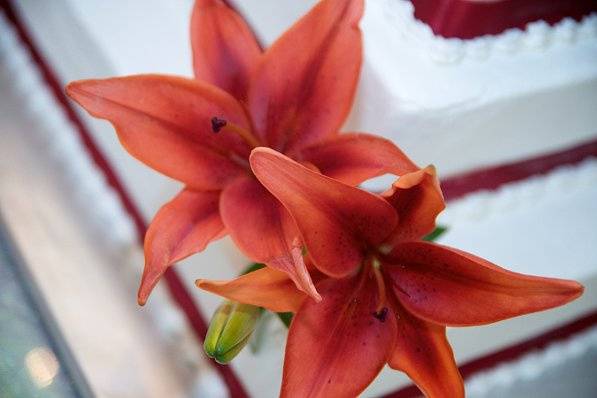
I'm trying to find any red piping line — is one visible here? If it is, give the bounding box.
[0,1,249,397]
[442,138,597,202]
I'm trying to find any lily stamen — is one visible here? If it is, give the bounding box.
[370,257,387,314]
[210,116,261,148]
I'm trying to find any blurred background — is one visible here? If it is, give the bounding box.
[1,0,596,397]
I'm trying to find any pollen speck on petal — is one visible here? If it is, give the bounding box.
[373,307,388,322]
[211,116,227,133]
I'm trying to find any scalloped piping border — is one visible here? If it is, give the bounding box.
[387,0,597,64]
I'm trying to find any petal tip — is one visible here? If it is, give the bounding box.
[137,281,150,306]
[567,280,584,299]
[310,290,323,303]
[425,164,438,176]
[137,285,151,307]
[137,295,147,307]
[137,266,163,307]
[64,78,102,106]
[249,146,277,162]
[64,80,83,100]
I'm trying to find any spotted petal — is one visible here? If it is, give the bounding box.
[219,175,320,301]
[66,75,250,190]
[387,298,464,398]
[281,272,396,397]
[250,148,398,277]
[385,241,584,326]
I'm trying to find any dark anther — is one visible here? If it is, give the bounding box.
[211,117,227,133]
[373,307,388,322]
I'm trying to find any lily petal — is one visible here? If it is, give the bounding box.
[196,267,306,313]
[66,75,250,190]
[383,166,445,244]
[139,189,225,305]
[385,241,584,326]
[250,148,398,277]
[300,133,418,186]
[388,299,464,398]
[191,0,261,101]
[219,175,320,300]
[281,273,396,397]
[249,0,364,152]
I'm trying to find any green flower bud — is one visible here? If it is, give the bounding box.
[204,300,263,364]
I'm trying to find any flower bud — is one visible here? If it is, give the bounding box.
[204,300,263,364]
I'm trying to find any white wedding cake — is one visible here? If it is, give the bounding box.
[3,0,596,396]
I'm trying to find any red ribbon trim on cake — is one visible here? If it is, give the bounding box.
[411,0,597,39]
[442,138,597,201]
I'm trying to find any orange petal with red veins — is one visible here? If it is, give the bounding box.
[385,241,584,326]
[301,133,419,186]
[66,75,250,190]
[387,299,464,398]
[139,189,225,305]
[250,148,398,278]
[196,267,306,313]
[219,175,320,301]
[383,166,445,243]
[249,0,364,152]
[191,0,261,101]
[281,273,396,398]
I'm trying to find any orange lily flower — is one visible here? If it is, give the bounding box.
[198,148,583,397]
[65,0,412,304]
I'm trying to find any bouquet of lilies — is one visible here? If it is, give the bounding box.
[66,0,583,396]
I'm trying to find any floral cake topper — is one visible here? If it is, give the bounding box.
[66,0,583,396]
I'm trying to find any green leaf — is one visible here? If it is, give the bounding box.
[276,312,293,328]
[423,225,447,242]
[241,262,265,275]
